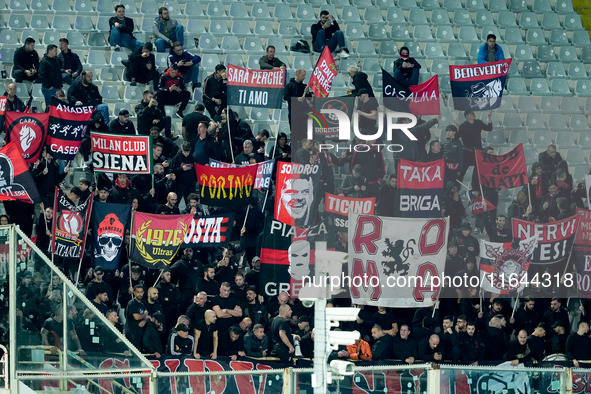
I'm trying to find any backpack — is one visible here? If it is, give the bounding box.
[291,39,310,54]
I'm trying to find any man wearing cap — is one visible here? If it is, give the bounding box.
[96,186,111,203]
[454,222,480,258]
[193,310,218,359]
[85,266,114,306]
[156,64,191,119]
[295,316,311,337]
[109,109,136,135]
[566,321,590,367]
[543,298,570,336]
[528,323,547,361]
[169,323,194,355]
[548,321,567,355]
[142,312,165,358]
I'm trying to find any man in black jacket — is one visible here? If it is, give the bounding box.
[244,324,269,357]
[142,312,165,358]
[108,4,143,51]
[203,64,227,118]
[0,83,26,131]
[283,69,310,131]
[124,42,159,89]
[392,324,417,363]
[418,334,444,362]
[483,315,508,361]
[58,38,82,85]
[311,10,349,57]
[566,321,590,367]
[169,142,197,206]
[459,322,485,365]
[155,64,190,119]
[370,324,392,360]
[109,109,136,134]
[135,90,172,137]
[39,45,62,109]
[68,70,110,124]
[393,47,422,87]
[12,37,39,83]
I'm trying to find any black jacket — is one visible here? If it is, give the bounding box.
[109,119,136,135]
[243,332,268,357]
[158,69,186,92]
[170,152,197,185]
[371,335,393,360]
[128,48,157,80]
[392,336,417,361]
[283,78,308,109]
[108,16,136,40]
[135,101,166,134]
[58,49,83,76]
[13,46,39,72]
[39,55,63,89]
[311,20,341,42]
[142,321,164,355]
[203,73,226,102]
[483,326,508,361]
[68,79,103,106]
[351,72,375,97]
[459,332,485,364]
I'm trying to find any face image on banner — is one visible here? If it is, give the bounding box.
[274,162,318,227]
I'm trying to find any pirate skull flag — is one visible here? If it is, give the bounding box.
[92,202,131,271]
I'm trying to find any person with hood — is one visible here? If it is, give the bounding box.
[453,221,480,258]
[12,37,40,83]
[478,33,505,64]
[57,38,82,85]
[155,64,191,119]
[167,41,202,92]
[153,7,184,53]
[39,44,62,109]
[393,46,422,87]
[169,142,197,207]
[442,125,464,183]
[347,65,374,97]
[124,42,159,89]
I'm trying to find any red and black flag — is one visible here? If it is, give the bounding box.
[195,164,257,207]
[308,47,337,98]
[0,142,41,204]
[46,97,93,161]
[183,213,235,248]
[4,111,49,163]
[324,192,375,251]
[260,216,327,298]
[226,64,286,108]
[130,212,193,269]
[397,158,445,218]
[52,187,93,259]
[92,202,131,271]
[475,143,528,189]
[382,70,440,115]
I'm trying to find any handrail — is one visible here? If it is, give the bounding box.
[0,344,7,392]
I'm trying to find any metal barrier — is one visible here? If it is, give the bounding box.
[0,344,7,393]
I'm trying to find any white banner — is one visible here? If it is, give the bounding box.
[347,213,449,307]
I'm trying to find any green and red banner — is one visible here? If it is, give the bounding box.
[0,142,41,204]
[91,132,152,174]
[5,111,49,163]
[130,212,193,269]
[195,163,257,207]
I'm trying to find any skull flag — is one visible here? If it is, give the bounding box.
[51,187,93,259]
[92,202,131,271]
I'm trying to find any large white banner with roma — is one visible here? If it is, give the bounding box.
[347,212,449,307]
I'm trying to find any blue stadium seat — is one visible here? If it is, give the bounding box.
[362,57,380,73]
[525,112,546,130]
[582,47,591,63]
[561,97,581,113]
[507,78,530,95]
[8,0,27,10]
[486,129,508,146]
[419,0,439,9]
[573,164,590,181]
[183,3,204,16]
[292,55,313,70]
[42,31,60,46]
[364,6,384,22]
[206,3,226,17]
[220,36,242,53]
[513,44,534,61]
[369,23,389,40]
[199,33,220,51]
[533,0,552,12]
[273,4,293,19]
[0,32,17,48]
[570,114,589,129]
[278,21,299,36]
[346,23,367,40]
[201,53,221,70]
[31,0,50,12]
[52,0,71,11]
[465,0,484,11]
[475,10,493,26]
[408,8,428,24]
[443,0,462,10]
[391,24,410,40]
[547,114,568,130]
[447,42,468,59]
[386,7,406,23]
[124,85,144,101]
[225,53,243,67]
[109,51,126,66]
[502,27,524,44]
[295,4,315,22]
[566,147,585,163]
[100,85,121,101]
[140,0,157,15]
[539,97,560,113]
[572,30,591,47]
[88,33,107,48]
[430,59,450,75]
[430,8,451,25]
[20,31,40,44]
[66,31,86,48]
[246,54,259,70]
[579,133,591,148]
[404,42,423,58]
[546,62,567,78]
[554,0,574,14]
[155,53,168,68]
[519,12,539,29]
[75,16,95,31]
[549,29,569,45]
[161,1,180,15]
[532,131,553,147]
[458,26,479,43]
[100,67,121,82]
[96,0,113,13]
[380,42,398,56]
[413,24,434,41]
[551,79,573,96]
[423,42,445,58]
[357,40,377,56]
[508,130,529,145]
[398,0,418,9]
[488,0,508,11]
[96,16,111,32]
[186,19,206,35]
[52,15,72,30]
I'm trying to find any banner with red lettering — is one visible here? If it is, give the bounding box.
[397,158,444,218]
[0,97,6,116]
[576,208,591,245]
[382,71,440,115]
[274,162,319,227]
[130,212,193,269]
[46,97,93,160]
[325,193,375,251]
[0,142,41,204]
[91,132,152,174]
[4,111,49,163]
[226,64,285,108]
[260,216,326,298]
[209,158,275,190]
[308,47,337,98]
[450,58,512,111]
[182,213,234,248]
[196,164,257,207]
[575,208,591,298]
[512,215,581,264]
[348,212,449,307]
[468,191,496,215]
[475,143,528,189]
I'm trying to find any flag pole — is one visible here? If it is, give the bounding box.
[511,293,519,319]
[561,211,583,278]
[153,270,163,288]
[479,288,483,313]
[128,209,135,290]
[242,205,250,230]
[74,194,93,287]
[455,179,471,190]
[228,107,235,162]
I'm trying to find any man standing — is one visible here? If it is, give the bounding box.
[234,140,256,166]
[478,34,505,64]
[259,46,286,70]
[67,70,110,124]
[3,83,26,112]
[125,42,159,89]
[12,37,39,83]
[271,304,296,364]
[156,192,180,215]
[125,285,150,349]
[109,4,143,51]
[168,42,201,92]
[39,45,62,109]
[566,321,590,367]
[153,7,185,53]
[57,38,82,85]
[170,142,197,206]
[442,125,464,183]
[311,11,349,58]
[156,64,191,119]
[212,282,242,336]
[182,103,211,147]
[135,90,172,137]
[109,109,136,135]
[193,121,217,165]
[457,110,493,182]
[202,64,227,118]
[284,68,310,130]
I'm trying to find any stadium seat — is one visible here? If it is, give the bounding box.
[453,10,472,26]
[100,67,121,82]
[567,62,588,79]
[221,36,241,53]
[570,114,589,129]
[251,108,270,121]
[564,13,583,30]
[423,42,445,59]
[430,9,451,25]
[486,129,507,146]
[573,164,590,181]
[408,8,428,24]
[183,3,204,16]
[209,19,230,35]
[526,28,547,45]
[207,3,226,17]
[547,114,569,130]
[200,53,220,70]
[295,4,315,22]
[507,78,530,95]
[53,15,73,30]
[521,60,542,78]
[537,44,556,61]
[510,0,528,12]
[254,21,274,36]
[443,0,463,10]
[508,130,529,144]
[496,10,517,27]
[75,16,95,31]
[380,41,398,57]
[292,55,313,70]
[140,0,157,15]
[519,12,539,29]
[554,0,575,14]
[420,0,439,9]
[539,97,560,113]
[430,59,450,75]
[582,47,591,63]
[96,16,111,32]
[155,53,168,68]
[579,133,591,148]
[560,96,581,113]
[186,19,206,35]
[533,0,552,12]
[357,39,377,56]
[31,0,50,12]
[274,4,293,20]
[100,85,121,101]
[42,31,60,46]
[30,15,50,30]
[8,0,27,9]
[246,54,259,69]
[546,62,567,78]
[488,0,508,11]
[540,12,561,29]
[549,79,573,97]
[225,53,243,67]
[124,85,144,101]
[398,0,418,9]
[572,30,591,47]
[386,7,406,23]
[0,32,17,49]
[87,51,108,66]
[346,23,367,40]
[368,23,388,40]
[502,27,524,44]
[513,44,534,61]
[447,43,468,59]
[362,57,380,72]
[404,42,423,58]
[575,80,591,97]
[95,0,112,13]
[467,0,485,10]
[549,29,569,45]
[8,14,27,29]
[525,112,546,130]
[566,147,585,163]
[88,33,107,48]
[267,37,286,53]
[199,33,220,51]
[161,1,180,15]
[66,31,86,48]
[250,4,271,20]
[475,9,494,26]
[436,25,455,42]
[458,26,479,43]
[391,24,410,40]
[243,37,264,53]
[559,46,579,62]
[109,51,126,66]
[365,7,384,22]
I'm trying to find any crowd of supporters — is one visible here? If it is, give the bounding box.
[2,4,591,368]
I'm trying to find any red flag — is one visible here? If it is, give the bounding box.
[0,97,6,116]
[469,195,496,215]
[475,143,528,189]
[409,75,440,115]
[0,142,41,204]
[308,47,337,98]
[4,111,49,163]
[195,164,257,207]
